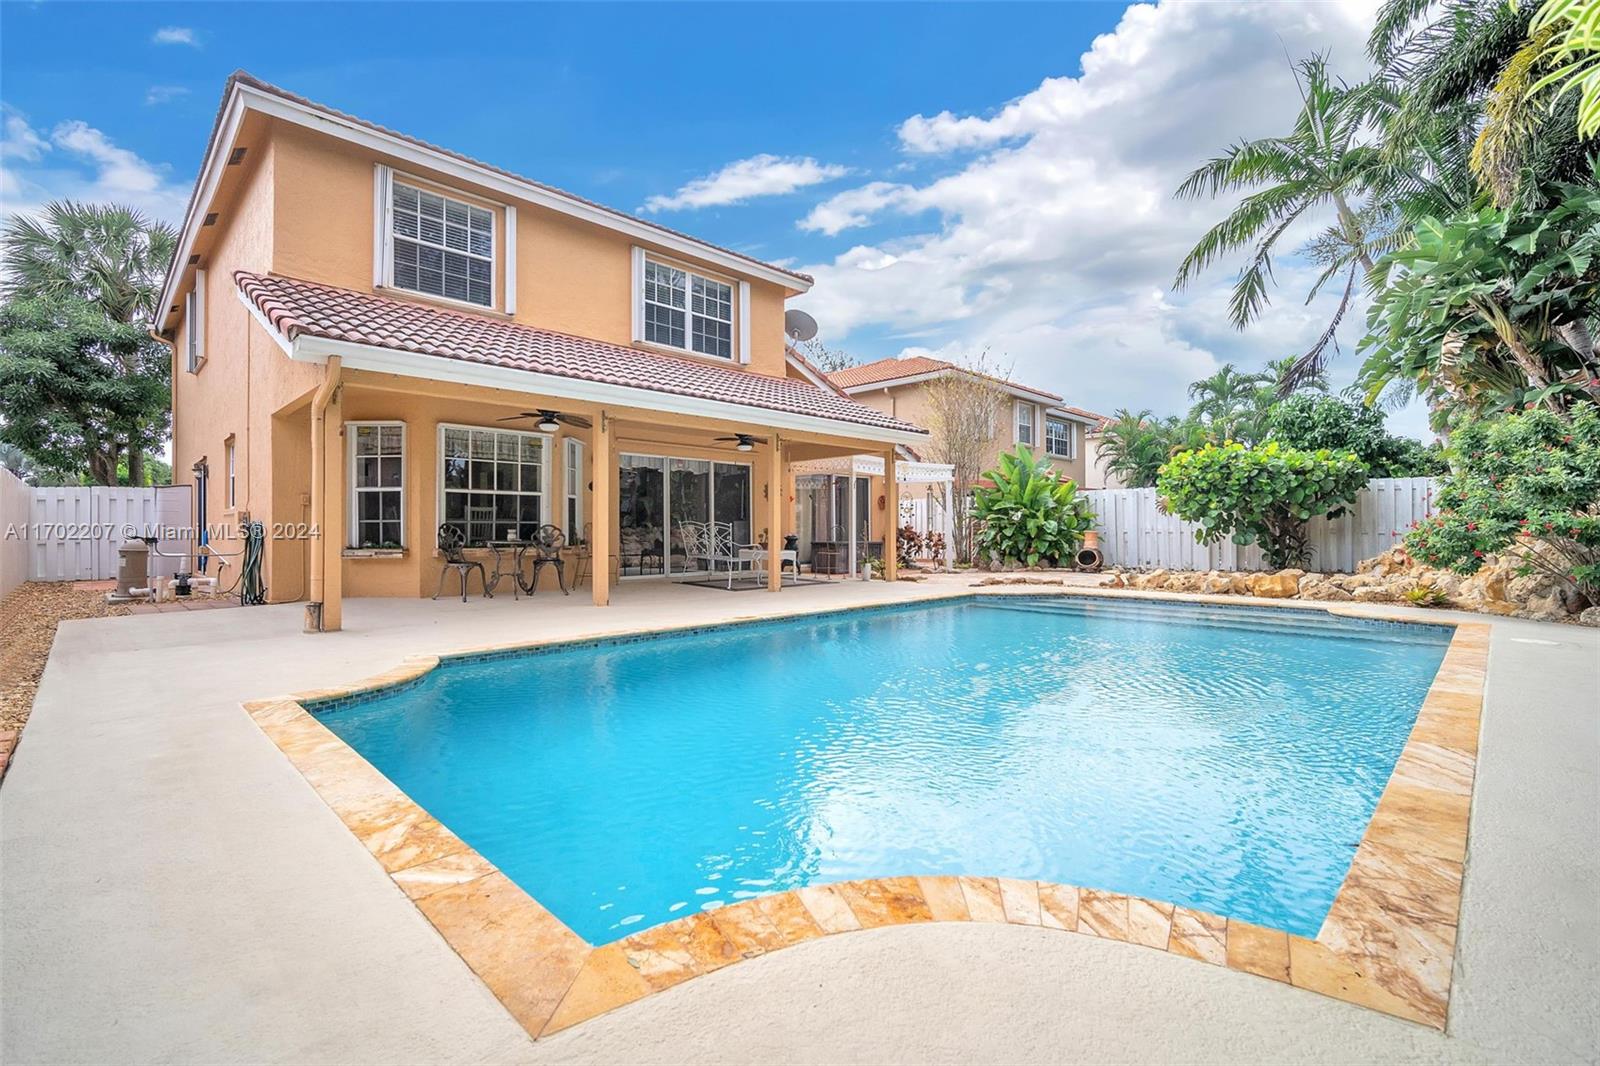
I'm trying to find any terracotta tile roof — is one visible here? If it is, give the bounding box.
[225,73,812,289]
[235,272,925,436]
[828,356,1064,402]
[1056,405,1112,429]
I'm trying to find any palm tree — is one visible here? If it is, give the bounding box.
[1174,57,1382,320]
[1,201,177,324]
[1187,364,1271,442]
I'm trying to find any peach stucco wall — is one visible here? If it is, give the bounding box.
[169,115,844,601]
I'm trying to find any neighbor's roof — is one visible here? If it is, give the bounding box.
[828,356,1064,402]
[235,272,925,436]
[1056,405,1111,428]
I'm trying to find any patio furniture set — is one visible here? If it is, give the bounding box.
[433,523,571,602]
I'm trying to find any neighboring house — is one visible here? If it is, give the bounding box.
[1080,416,1123,490]
[159,73,927,629]
[827,356,1103,485]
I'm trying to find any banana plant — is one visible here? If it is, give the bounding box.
[971,444,1095,568]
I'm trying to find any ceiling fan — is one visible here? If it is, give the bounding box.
[497,409,593,432]
[713,433,768,452]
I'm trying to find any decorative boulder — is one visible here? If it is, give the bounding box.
[1248,572,1299,598]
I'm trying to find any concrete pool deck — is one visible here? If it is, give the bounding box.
[2,577,1596,1063]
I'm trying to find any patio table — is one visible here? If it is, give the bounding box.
[738,546,800,585]
[483,540,536,598]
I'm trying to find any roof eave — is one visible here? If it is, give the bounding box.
[160,74,814,332]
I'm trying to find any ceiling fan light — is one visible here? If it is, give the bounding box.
[537,417,560,433]
[735,439,754,452]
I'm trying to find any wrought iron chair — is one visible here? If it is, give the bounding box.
[677,521,712,580]
[433,523,492,602]
[571,522,619,588]
[708,520,759,588]
[518,524,570,596]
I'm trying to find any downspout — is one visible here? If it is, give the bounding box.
[306,355,342,633]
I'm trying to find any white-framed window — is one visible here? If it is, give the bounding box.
[640,254,735,359]
[348,422,406,548]
[564,437,584,540]
[225,437,236,509]
[185,270,206,372]
[438,424,549,546]
[383,176,495,308]
[1015,401,1035,447]
[1045,417,1074,458]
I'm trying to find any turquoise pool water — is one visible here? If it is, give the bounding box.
[314,597,1450,943]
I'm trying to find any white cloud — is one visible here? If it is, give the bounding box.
[151,26,198,47]
[144,85,190,106]
[2,105,50,163]
[643,154,849,212]
[792,0,1432,434]
[0,112,189,223]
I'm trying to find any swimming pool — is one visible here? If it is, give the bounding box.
[314,596,1451,944]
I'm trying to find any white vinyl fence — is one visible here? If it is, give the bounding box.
[1084,477,1437,574]
[0,467,31,601]
[6,483,193,585]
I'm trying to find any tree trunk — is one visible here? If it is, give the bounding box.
[129,447,144,487]
[1332,193,1376,273]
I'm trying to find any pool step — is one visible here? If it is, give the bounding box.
[975,597,1447,645]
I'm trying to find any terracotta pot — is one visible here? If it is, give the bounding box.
[1083,530,1100,551]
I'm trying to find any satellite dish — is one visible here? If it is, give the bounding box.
[784,308,818,343]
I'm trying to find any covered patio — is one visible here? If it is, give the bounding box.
[232,273,929,630]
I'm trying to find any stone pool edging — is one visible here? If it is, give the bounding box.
[239,589,1488,1038]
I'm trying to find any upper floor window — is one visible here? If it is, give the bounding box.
[1046,417,1074,459]
[389,179,494,307]
[1015,401,1035,446]
[641,255,734,359]
[185,270,206,373]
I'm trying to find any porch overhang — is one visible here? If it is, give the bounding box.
[236,286,929,450]
[791,455,954,484]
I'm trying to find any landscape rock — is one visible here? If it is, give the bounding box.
[1247,572,1299,598]
[1579,606,1600,627]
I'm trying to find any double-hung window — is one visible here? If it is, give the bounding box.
[388,179,494,307]
[439,425,547,546]
[349,423,405,548]
[641,255,735,359]
[564,437,584,540]
[1015,401,1035,447]
[1045,417,1073,458]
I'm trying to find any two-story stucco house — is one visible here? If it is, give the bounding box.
[826,356,1104,484]
[159,73,927,630]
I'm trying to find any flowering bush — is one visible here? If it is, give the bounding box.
[1406,402,1599,606]
[1157,441,1369,568]
[972,445,1095,567]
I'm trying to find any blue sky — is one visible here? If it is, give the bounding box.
[1,1,1424,436]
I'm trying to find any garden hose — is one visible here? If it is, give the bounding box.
[239,521,267,605]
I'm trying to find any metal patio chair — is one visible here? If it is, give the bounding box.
[433,523,492,602]
[518,524,570,596]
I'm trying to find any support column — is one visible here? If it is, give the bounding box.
[591,410,613,607]
[847,469,857,578]
[320,391,345,630]
[883,450,899,582]
[943,477,956,568]
[766,435,784,591]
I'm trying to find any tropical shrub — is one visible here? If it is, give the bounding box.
[1265,394,1448,477]
[1405,402,1600,605]
[1157,441,1370,569]
[1358,175,1600,424]
[972,445,1095,567]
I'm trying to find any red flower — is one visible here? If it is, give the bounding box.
[1473,550,1485,558]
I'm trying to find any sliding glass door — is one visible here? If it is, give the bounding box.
[619,452,751,578]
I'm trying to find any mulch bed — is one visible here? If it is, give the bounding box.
[0,582,128,734]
